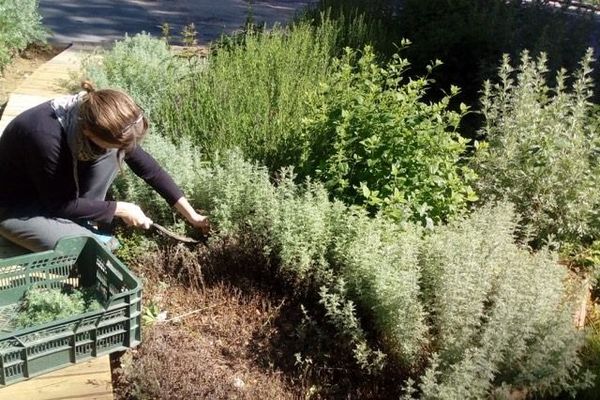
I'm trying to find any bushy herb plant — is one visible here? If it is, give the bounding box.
[14,287,102,328]
[0,0,46,72]
[472,50,600,248]
[299,46,477,224]
[154,20,337,169]
[112,132,204,227]
[83,33,191,117]
[412,203,590,398]
[328,207,426,367]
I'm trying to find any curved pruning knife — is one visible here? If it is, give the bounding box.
[151,222,201,244]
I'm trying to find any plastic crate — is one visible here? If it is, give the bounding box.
[0,236,142,386]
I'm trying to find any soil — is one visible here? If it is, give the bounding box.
[109,236,398,400]
[0,44,64,119]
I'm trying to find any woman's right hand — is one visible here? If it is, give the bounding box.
[115,201,153,229]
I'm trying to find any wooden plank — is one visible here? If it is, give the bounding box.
[0,356,114,400]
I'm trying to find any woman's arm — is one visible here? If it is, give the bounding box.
[125,146,209,233]
[174,197,210,234]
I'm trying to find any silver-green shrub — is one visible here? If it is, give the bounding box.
[0,0,46,72]
[112,131,204,227]
[412,203,589,398]
[270,175,333,284]
[191,150,279,241]
[329,207,426,367]
[83,33,191,117]
[472,50,600,247]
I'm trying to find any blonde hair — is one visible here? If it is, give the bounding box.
[79,80,148,154]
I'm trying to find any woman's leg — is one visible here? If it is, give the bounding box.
[0,213,95,252]
[0,150,121,252]
[78,149,119,200]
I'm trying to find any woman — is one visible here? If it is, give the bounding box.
[0,81,209,252]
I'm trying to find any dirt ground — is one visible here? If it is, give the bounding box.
[110,236,397,400]
[0,45,63,118]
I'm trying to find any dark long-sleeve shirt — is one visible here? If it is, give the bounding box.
[0,101,183,223]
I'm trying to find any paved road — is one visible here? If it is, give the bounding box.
[39,0,315,46]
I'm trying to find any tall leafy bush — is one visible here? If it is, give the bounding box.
[299,46,477,224]
[0,0,46,72]
[472,50,600,247]
[155,20,338,169]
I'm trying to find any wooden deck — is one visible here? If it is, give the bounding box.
[0,356,114,400]
[0,44,84,134]
[0,45,114,399]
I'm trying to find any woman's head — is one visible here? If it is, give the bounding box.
[78,81,148,153]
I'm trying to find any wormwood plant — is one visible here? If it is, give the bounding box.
[408,203,590,398]
[83,33,191,118]
[473,50,600,248]
[327,207,426,367]
[112,131,204,227]
[299,46,477,224]
[0,0,46,72]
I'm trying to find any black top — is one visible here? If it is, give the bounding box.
[0,101,184,224]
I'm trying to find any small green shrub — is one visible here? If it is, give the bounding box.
[472,50,600,247]
[0,0,46,72]
[270,174,334,285]
[299,46,477,224]
[191,150,278,240]
[328,207,426,367]
[112,131,204,227]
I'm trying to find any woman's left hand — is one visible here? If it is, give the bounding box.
[188,212,210,235]
[174,197,211,236]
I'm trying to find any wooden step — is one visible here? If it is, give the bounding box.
[0,236,29,258]
[0,356,114,400]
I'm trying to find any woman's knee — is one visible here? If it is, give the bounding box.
[0,216,93,252]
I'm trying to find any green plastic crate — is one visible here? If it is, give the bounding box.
[0,236,142,386]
